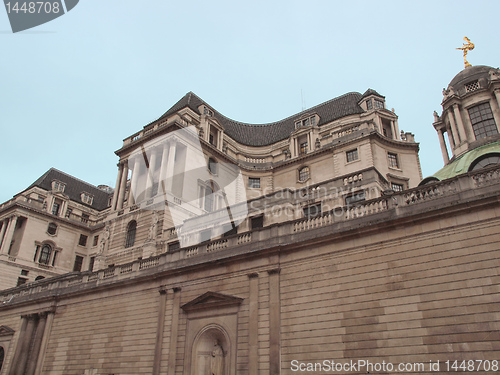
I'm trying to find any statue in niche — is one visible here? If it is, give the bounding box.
[98,225,110,255]
[147,210,159,241]
[210,340,224,375]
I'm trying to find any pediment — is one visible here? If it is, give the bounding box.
[0,325,15,337]
[181,291,243,312]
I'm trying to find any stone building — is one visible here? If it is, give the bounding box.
[0,63,499,374]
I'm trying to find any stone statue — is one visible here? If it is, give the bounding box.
[147,211,159,241]
[98,225,110,255]
[456,36,474,68]
[210,340,224,375]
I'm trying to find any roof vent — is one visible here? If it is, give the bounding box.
[465,80,479,93]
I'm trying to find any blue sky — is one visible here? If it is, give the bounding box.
[1,0,499,203]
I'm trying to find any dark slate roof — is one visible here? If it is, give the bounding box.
[24,168,112,211]
[448,65,498,97]
[152,91,366,146]
[361,89,385,99]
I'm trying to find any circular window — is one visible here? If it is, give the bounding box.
[47,222,57,235]
[208,158,218,174]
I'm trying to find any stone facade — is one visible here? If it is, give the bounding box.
[1,65,500,374]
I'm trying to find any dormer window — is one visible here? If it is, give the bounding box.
[366,99,373,110]
[52,181,65,193]
[295,115,316,129]
[81,192,94,205]
[374,99,384,109]
[203,106,214,117]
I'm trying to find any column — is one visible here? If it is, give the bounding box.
[128,157,141,205]
[268,268,281,375]
[153,287,168,375]
[12,314,37,375]
[0,216,17,255]
[25,313,47,375]
[393,119,400,140]
[391,120,398,140]
[167,287,181,374]
[248,273,259,375]
[117,160,128,210]
[158,142,169,193]
[45,194,53,213]
[448,110,461,146]
[446,127,455,150]
[438,129,450,164]
[0,218,9,250]
[164,140,177,193]
[7,316,28,374]
[453,104,468,142]
[34,310,55,375]
[111,163,123,211]
[145,150,158,199]
[490,93,500,132]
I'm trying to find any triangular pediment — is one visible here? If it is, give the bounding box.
[181,291,243,312]
[0,325,15,336]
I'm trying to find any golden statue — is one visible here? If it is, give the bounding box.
[456,36,475,68]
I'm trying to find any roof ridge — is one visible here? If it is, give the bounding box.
[203,91,363,128]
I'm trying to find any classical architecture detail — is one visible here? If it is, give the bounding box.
[456,36,475,68]
[1,63,500,374]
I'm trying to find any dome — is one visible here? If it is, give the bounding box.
[447,65,497,96]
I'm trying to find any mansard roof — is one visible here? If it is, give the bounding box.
[152,91,366,146]
[24,168,112,211]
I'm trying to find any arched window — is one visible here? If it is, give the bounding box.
[125,220,137,248]
[47,222,57,235]
[39,244,52,265]
[0,346,4,372]
[469,153,500,172]
[298,167,310,182]
[35,276,45,281]
[204,186,214,212]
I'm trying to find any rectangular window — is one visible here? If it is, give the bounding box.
[81,193,94,205]
[468,102,498,140]
[52,251,58,266]
[33,245,40,261]
[345,191,366,205]
[65,208,72,218]
[299,142,308,155]
[88,256,96,272]
[93,235,99,247]
[81,213,89,224]
[303,203,322,218]
[209,131,218,147]
[251,216,264,230]
[249,177,261,188]
[346,149,359,163]
[391,183,404,192]
[375,99,384,109]
[73,255,84,272]
[366,99,373,110]
[51,202,60,216]
[17,277,28,286]
[388,153,399,169]
[79,234,88,247]
[168,241,181,252]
